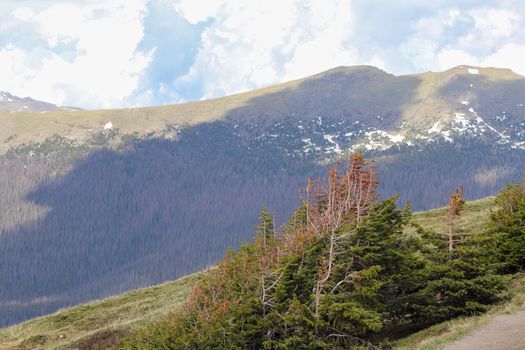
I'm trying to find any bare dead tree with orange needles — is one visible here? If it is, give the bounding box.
[303,154,378,318]
[447,186,465,252]
[254,229,283,316]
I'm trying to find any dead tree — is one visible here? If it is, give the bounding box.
[303,154,378,318]
[447,186,465,252]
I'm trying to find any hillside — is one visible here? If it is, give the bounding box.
[0,92,77,113]
[0,197,498,350]
[0,273,200,350]
[1,65,523,327]
[0,65,524,154]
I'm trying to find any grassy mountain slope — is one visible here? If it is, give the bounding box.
[0,65,523,154]
[0,197,500,350]
[0,273,200,350]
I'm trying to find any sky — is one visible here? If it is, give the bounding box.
[0,0,524,109]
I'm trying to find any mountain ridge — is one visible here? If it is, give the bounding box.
[0,91,82,113]
[0,65,523,155]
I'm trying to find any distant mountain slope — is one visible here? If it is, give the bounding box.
[0,65,523,328]
[0,65,523,154]
[0,198,495,350]
[0,91,79,113]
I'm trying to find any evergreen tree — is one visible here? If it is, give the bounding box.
[488,181,525,273]
[409,188,508,327]
[119,159,514,350]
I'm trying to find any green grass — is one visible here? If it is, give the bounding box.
[0,196,500,349]
[0,273,200,350]
[412,196,495,236]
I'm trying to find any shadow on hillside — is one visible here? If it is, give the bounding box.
[438,72,525,121]
[223,66,422,128]
[0,122,322,327]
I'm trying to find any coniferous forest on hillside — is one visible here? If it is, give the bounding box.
[118,155,525,350]
[0,122,524,326]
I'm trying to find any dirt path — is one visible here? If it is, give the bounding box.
[443,311,525,350]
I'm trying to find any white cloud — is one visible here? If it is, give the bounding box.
[172,0,224,24]
[398,3,525,74]
[11,7,34,21]
[481,43,525,74]
[0,0,151,108]
[2,0,525,108]
[173,0,357,99]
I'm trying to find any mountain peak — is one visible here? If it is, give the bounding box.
[314,65,390,78]
[0,91,61,112]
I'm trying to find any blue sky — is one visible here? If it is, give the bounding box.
[0,0,524,109]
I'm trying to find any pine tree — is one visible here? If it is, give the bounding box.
[488,177,525,273]
[119,159,515,350]
[409,188,508,327]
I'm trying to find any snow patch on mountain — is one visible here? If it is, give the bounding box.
[428,122,441,134]
[0,92,14,102]
[323,134,342,154]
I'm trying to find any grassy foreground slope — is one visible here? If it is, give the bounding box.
[0,273,200,350]
[0,196,501,349]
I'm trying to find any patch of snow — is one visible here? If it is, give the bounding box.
[104,122,113,130]
[441,130,453,142]
[467,107,508,140]
[428,122,441,134]
[389,134,405,143]
[344,132,353,137]
[323,134,342,154]
[454,113,471,131]
[468,68,479,75]
[461,101,470,105]
[349,130,408,152]
[511,141,525,150]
